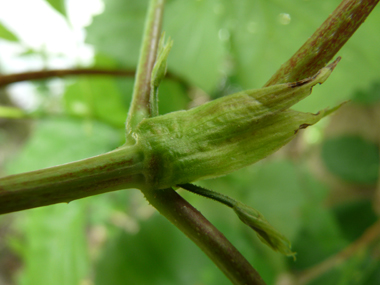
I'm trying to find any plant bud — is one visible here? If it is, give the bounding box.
[134,59,340,189]
[150,34,173,117]
[151,34,173,89]
[233,201,296,258]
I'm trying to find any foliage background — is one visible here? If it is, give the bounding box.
[0,0,380,284]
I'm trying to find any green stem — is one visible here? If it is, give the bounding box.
[178,183,236,208]
[265,0,379,86]
[127,1,266,284]
[143,188,266,285]
[125,0,165,138]
[0,145,145,214]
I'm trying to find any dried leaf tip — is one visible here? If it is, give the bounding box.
[327,56,341,71]
[288,56,341,88]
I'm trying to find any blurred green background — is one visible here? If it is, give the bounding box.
[0,0,380,284]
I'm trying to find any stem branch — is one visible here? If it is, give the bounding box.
[144,188,266,285]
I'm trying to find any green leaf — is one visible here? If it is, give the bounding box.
[45,0,67,17]
[15,203,89,285]
[157,79,190,115]
[321,135,379,185]
[0,22,18,42]
[62,56,132,130]
[352,80,380,105]
[366,260,380,285]
[86,0,148,68]
[95,213,230,285]
[332,200,378,242]
[6,118,122,174]
[63,76,131,128]
[289,205,348,271]
[224,0,340,88]
[163,0,224,92]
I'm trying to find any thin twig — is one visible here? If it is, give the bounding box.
[0,69,134,87]
[296,219,380,285]
[0,68,187,88]
[265,0,379,86]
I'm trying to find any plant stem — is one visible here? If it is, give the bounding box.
[265,0,379,86]
[178,183,236,208]
[143,188,266,285]
[125,0,164,137]
[0,145,145,214]
[0,68,188,88]
[0,69,135,87]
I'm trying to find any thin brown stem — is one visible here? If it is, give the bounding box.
[0,69,134,87]
[265,0,379,86]
[144,188,266,285]
[0,68,187,88]
[296,219,380,285]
